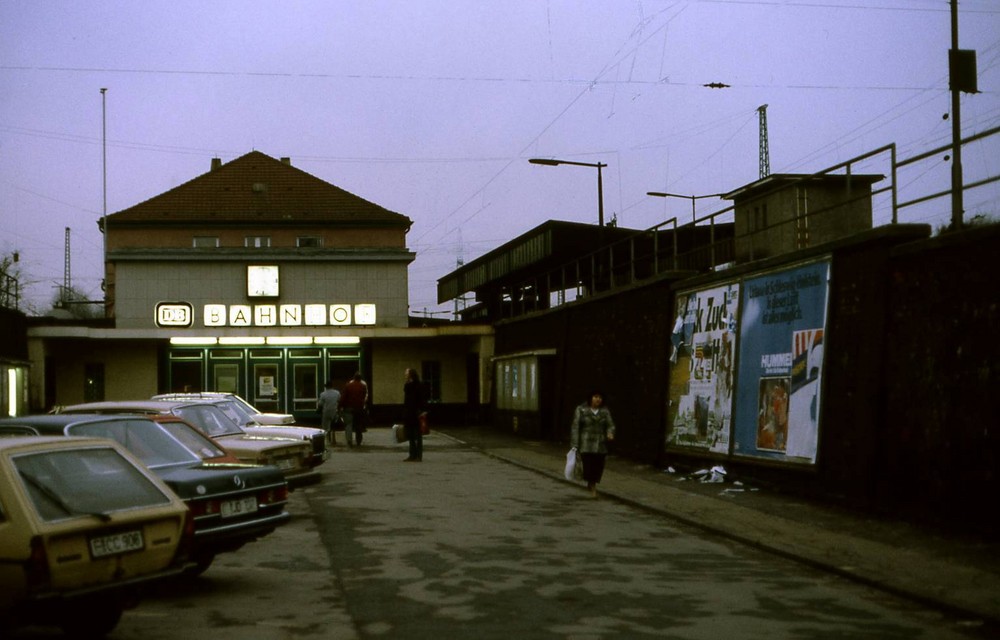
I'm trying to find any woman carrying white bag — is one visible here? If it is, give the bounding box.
[569,390,616,498]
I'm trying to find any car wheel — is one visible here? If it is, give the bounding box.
[60,598,124,638]
[186,551,216,576]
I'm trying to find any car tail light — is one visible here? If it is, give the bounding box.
[187,498,220,518]
[259,484,289,506]
[25,536,52,594]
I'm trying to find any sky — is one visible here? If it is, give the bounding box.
[2,0,999,317]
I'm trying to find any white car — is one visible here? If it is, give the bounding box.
[152,392,294,425]
[151,393,328,466]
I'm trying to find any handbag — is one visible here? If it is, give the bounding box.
[392,423,407,443]
[419,411,430,435]
[564,447,583,481]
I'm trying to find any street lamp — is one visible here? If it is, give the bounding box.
[646,191,724,224]
[529,158,606,226]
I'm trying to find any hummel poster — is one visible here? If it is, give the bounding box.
[733,259,830,464]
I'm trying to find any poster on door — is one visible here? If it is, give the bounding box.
[665,281,740,454]
[733,259,830,464]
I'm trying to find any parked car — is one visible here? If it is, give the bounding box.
[56,401,321,487]
[0,414,292,575]
[0,435,193,637]
[152,392,327,467]
[152,391,296,424]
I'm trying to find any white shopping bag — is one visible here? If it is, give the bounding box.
[564,448,582,481]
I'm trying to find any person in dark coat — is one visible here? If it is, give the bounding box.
[402,368,427,461]
[341,371,369,447]
[570,390,616,497]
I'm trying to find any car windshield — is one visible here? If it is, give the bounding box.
[14,447,171,522]
[215,400,257,427]
[67,418,201,468]
[230,395,263,416]
[158,421,230,460]
[173,405,245,437]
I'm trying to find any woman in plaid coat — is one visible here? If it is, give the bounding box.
[570,390,616,498]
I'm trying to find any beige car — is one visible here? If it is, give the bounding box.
[57,401,321,488]
[0,436,193,637]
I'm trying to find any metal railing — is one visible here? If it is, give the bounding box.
[488,125,998,321]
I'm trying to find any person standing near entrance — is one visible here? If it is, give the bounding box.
[341,371,369,447]
[570,390,616,498]
[317,379,341,446]
[402,368,426,461]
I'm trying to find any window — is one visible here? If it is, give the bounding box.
[84,363,105,402]
[193,236,219,248]
[297,236,323,248]
[422,361,441,403]
[245,236,271,248]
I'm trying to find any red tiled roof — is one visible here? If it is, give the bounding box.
[107,151,411,227]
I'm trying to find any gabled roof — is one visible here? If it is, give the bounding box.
[107,151,411,227]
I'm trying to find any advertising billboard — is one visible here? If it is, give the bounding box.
[665,282,740,454]
[732,259,830,464]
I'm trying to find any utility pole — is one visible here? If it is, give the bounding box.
[100,88,108,312]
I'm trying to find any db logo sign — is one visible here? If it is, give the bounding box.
[156,302,193,327]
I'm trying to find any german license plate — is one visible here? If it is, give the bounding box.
[90,529,144,558]
[221,496,258,518]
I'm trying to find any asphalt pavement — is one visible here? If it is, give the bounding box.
[408,424,1000,631]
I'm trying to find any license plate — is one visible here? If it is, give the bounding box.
[90,529,144,558]
[221,496,258,518]
[274,458,296,470]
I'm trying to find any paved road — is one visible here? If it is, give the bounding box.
[12,430,988,639]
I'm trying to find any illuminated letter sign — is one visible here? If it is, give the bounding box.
[196,303,377,327]
[204,304,226,327]
[330,304,352,326]
[155,302,193,327]
[355,304,376,325]
[280,305,302,326]
[255,305,277,326]
[230,305,252,327]
[305,304,327,326]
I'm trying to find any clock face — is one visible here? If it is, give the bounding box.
[247,265,279,297]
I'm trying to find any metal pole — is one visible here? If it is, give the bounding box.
[690,196,696,224]
[100,88,108,312]
[596,163,605,227]
[950,0,964,229]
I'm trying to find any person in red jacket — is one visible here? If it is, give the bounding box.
[341,371,369,447]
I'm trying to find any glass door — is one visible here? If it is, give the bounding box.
[252,362,281,412]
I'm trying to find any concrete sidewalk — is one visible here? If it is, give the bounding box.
[408,425,1000,629]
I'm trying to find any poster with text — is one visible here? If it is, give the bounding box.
[733,260,830,464]
[665,282,740,454]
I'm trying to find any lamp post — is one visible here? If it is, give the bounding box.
[646,191,723,224]
[529,158,606,226]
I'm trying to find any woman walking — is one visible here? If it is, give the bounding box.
[570,390,616,497]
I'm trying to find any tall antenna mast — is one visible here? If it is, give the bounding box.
[63,227,71,304]
[757,104,770,179]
